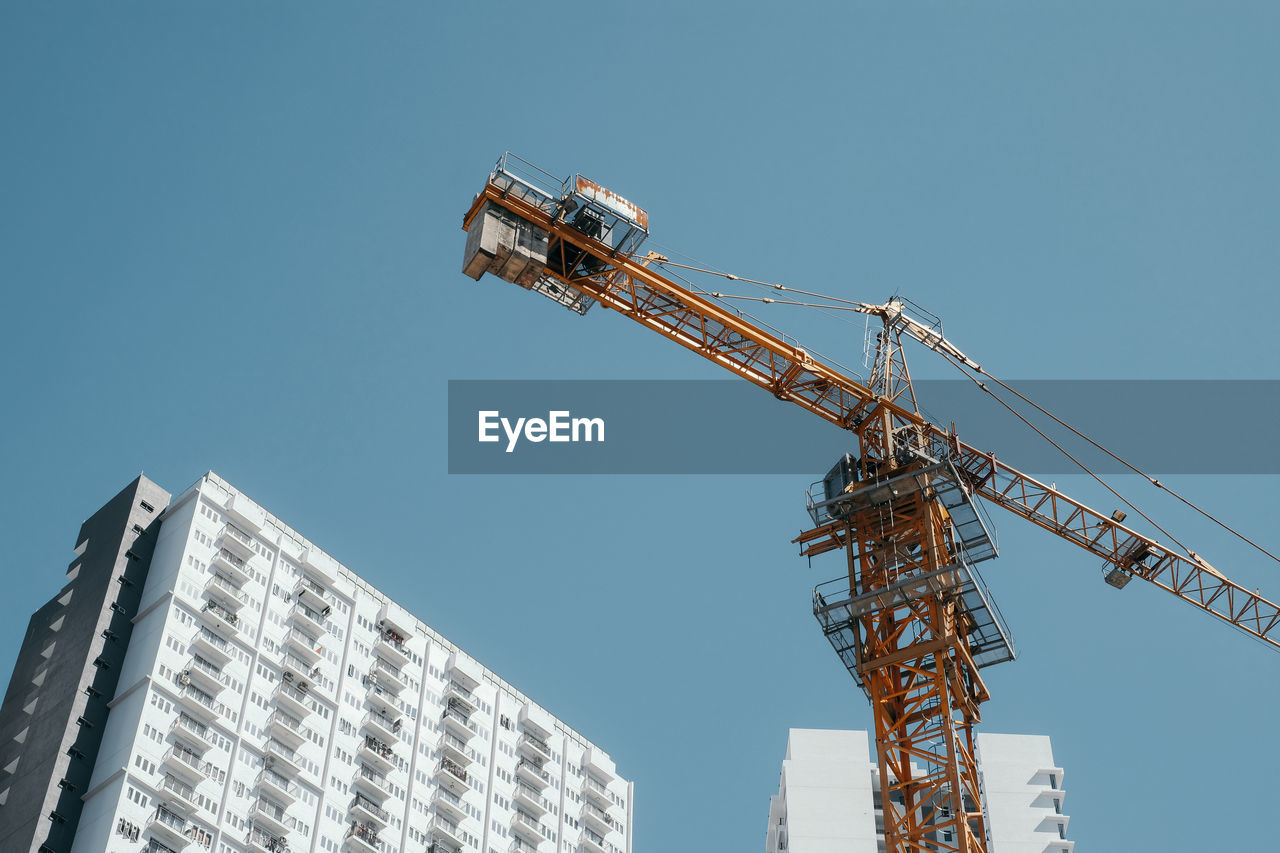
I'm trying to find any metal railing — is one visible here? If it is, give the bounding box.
[357,764,389,791]
[441,732,470,754]
[517,758,550,784]
[186,654,226,684]
[438,757,468,783]
[171,712,209,743]
[216,547,246,569]
[223,524,254,548]
[206,572,248,604]
[245,825,290,852]
[257,767,300,798]
[151,805,186,832]
[348,821,381,845]
[362,735,395,761]
[284,627,320,651]
[194,627,230,653]
[350,792,390,822]
[267,709,310,740]
[264,739,298,766]
[274,681,311,709]
[178,683,227,717]
[160,774,197,803]
[250,797,298,831]
[520,733,551,756]
[362,709,402,735]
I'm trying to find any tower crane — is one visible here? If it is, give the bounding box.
[458,153,1280,853]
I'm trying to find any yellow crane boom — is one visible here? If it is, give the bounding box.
[461,158,1279,649]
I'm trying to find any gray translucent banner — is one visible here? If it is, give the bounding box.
[448,380,1280,475]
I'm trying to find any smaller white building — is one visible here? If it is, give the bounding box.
[766,729,1072,853]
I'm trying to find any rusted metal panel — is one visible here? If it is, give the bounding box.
[574,176,648,230]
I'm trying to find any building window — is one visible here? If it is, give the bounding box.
[140,501,155,513]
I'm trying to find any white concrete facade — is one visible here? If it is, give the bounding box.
[73,472,632,853]
[766,729,1071,853]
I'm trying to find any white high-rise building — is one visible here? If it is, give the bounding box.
[0,472,632,853]
[764,729,1071,853]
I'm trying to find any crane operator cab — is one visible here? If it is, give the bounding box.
[462,152,648,316]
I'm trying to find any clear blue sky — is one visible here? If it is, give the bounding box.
[2,3,1278,852]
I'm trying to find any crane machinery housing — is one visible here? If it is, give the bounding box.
[458,152,1280,853]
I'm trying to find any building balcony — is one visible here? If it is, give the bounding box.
[515,758,551,790]
[190,627,233,666]
[580,827,609,853]
[370,658,407,694]
[436,757,469,789]
[352,764,393,803]
[181,655,228,696]
[446,652,482,691]
[249,797,298,836]
[517,733,552,763]
[345,821,382,853]
[366,681,401,716]
[444,682,477,714]
[581,776,613,808]
[280,651,320,689]
[145,839,182,853]
[205,572,250,611]
[430,816,468,850]
[299,547,339,585]
[582,748,616,784]
[374,628,411,670]
[349,792,391,827]
[198,598,240,635]
[510,838,543,853]
[358,734,396,773]
[159,774,200,815]
[510,810,544,843]
[266,710,311,750]
[440,707,475,741]
[246,824,291,853]
[294,576,333,613]
[175,682,226,722]
[219,523,257,558]
[264,739,301,776]
[361,710,402,744]
[161,744,213,785]
[257,767,301,806]
[211,547,252,586]
[519,704,554,740]
[439,731,472,766]
[148,804,189,848]
[273,681,313,718]
[581,802,621,837]
[290,601,328,636]
[223,495,265,532]
[433,786,468,822]
[283,627,323,665]
[170,713,215,755]
[513,783,548,817]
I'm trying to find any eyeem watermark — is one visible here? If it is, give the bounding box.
[478,410,605,453]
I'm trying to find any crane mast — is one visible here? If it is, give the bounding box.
[460,153,1280,853]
